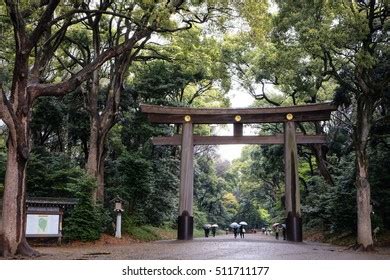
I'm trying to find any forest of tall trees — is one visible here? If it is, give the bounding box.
[0,0,389,257]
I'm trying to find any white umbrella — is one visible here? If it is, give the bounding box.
[239,221,248,226]
[203,224,212,229]
[211,224,219,228]
[230,222,239,228]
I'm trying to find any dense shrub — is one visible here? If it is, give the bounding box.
[63,175,109,242]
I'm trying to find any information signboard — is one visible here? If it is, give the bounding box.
[26,214,60,237]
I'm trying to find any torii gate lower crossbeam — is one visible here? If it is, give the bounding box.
[140,103,336,242]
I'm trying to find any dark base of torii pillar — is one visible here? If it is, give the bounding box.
[177,213,193,240]
[286,213,302,242]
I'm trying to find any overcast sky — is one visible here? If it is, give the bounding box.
[216,84,256,161]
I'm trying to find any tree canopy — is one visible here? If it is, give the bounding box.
[0,0,389,256]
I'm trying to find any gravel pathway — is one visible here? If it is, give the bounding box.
[18,233,390,260]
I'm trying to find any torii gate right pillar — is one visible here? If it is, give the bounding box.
[284,120,302,242]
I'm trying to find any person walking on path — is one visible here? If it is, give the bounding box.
[211,226,216,237]
[204,227,210,238]
[275,227,280,240]
[239,226,245,238]
[233,227,238,239]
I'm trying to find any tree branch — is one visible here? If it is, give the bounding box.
[54,54,76,76]
[29,28,153,99]
[0,83,14,130]
[5,0,26,48]
[28,0,61,50]
[322,48,360,95]
[188,81,213,104]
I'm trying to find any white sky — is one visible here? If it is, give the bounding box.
[216,84,256,161]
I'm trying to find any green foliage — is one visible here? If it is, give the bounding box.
[193,204,208,229]
[27,149,86,197]
[194,152,233,227]
[108,151,154,224]
[123,215,160,241]
[146,157,180,225]
[63,175,108,242]
[369,141,390,230]
[128,27,231,107]
[2,0,388,246]
[126,226,160,241]
[25,149,110,241]
[123,216,179,241]
[30,97,67,148]
[105,147,179,226]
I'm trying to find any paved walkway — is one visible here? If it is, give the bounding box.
[26,233,390,260]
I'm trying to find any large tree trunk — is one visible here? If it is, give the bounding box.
[86,118,106,203]
[1,38,39,255]
[354,98,373,250]
[1,122,38,257]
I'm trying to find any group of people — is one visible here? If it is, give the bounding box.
[232,225,246,239]
[261,226,286,240]
[204,225,247,238]
[204,224,286,240]
[204,226,217,237]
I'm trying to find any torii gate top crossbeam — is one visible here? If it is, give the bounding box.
[140,103,336,124]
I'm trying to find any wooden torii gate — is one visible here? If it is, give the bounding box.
[140,103,336,242]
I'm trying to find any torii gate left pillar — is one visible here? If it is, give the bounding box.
[177,121,194,240]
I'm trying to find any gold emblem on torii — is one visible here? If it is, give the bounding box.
[286,113,294,121]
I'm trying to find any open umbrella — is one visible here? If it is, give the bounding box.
[239,221,248,226]
[203,224,212,229]
[211,224,219,228]
[272,223,281,228]
[230,222,239,228]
